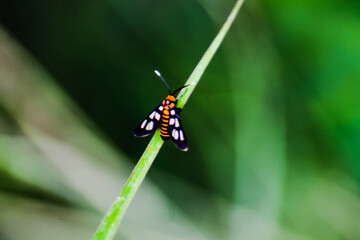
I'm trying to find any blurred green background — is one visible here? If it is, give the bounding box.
[0,0,359,239]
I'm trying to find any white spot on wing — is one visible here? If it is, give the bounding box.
[141,119,147,129]
[149,111,156,119]
[172,129,179,140]
[146,121,154,131]
[175,118,180,128]
[155,112,161,121]
[169,118,175,125]
[179,130,184,141]
[171,110,175,115]
[159,106,164,111]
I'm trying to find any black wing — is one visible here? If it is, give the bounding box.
[168,113,188,151]
[134,105,162,137]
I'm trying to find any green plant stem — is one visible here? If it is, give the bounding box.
[177,0,245,108]
[92,131,163,240]
[92,1,245,239]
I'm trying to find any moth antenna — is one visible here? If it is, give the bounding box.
[173,84,190,96]
[154,70,172,94]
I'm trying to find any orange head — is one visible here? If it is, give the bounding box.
[166,95,176,102]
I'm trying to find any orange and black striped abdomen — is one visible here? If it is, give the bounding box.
[160,95,176,140]
[160,107,170,140]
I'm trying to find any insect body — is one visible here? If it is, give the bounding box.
[134,70,189,151]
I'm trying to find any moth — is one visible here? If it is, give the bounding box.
[134,70,189,151]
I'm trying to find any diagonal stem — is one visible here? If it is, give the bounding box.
[92,1,245,239]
